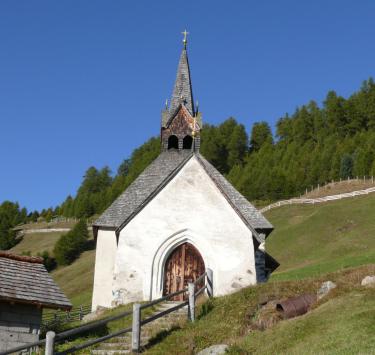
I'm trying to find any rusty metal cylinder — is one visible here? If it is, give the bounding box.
[276,294,316,319]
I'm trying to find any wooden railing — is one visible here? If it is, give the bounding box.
[260,186,375,213]
[0,307,133,355]
[41,305,91,332]
[131,268,213,352]
[1,269,213,355]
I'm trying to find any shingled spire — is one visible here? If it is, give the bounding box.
[161,32,202,152]
[169,44,195,116]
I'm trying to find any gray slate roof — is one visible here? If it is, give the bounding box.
[196,155,274,232]
[95,150,193,228]
[0,253,72,310]
[94,150,273,238]
[168,48,194,118]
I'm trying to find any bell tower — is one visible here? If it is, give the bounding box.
[161,31,202,152]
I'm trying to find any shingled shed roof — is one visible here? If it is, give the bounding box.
[94,151,273,239]
[0,252,72,310]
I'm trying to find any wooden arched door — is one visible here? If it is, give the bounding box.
[163,243,205,301]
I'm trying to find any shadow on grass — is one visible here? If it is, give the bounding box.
[197,299,214,320]
[85,239,96,251]
[142,325,182,350]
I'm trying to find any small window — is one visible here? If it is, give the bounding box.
[183,135,193,149]
[168,135,179,149]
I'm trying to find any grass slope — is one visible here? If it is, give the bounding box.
[16,220,77,230]
[8,193,375,318]
[11,231,65,254]
[143,265,375,354]
[265,194,375,280]
[302,179,375,198]
[52,250,95,306]
[231,288,375,354]
[52,265,375,354]
[253,180,375,209]
[9,192,375,353]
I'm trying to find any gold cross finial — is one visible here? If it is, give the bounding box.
[182,29,189,48]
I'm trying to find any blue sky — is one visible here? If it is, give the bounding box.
[1,1,375,211]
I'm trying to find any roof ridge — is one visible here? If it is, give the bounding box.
[115,151,194,233]
[0,251,43,264]
[195,154,273,243]
[93,153,165,227]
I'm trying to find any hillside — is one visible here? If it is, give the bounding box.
[10,191,375,310]
[265,193,375,280]
[11,231,64,254]
[53,264,375,354]
[143,264,375,354]
[8,188,375,353]
[141,193,375,353]
[302,178,375,198]
[51,249,95,306]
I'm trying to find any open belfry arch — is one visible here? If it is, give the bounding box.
[91,32,279,311]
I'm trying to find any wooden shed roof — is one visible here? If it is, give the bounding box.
[0,252,72,310]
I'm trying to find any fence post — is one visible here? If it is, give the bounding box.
[132,303,141,353]
[188,282,195,322]
[79,305,83,321]
[206,268,213,298]
[45,331,55,355]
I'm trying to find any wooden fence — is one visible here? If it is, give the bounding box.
[41,305,91,332]
[1,269,213,355]
[260,186,375,213]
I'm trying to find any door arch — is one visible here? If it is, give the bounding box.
[163,242,205,300]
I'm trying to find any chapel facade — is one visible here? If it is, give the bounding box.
[91,36,278,311]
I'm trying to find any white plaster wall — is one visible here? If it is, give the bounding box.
[112,156,256,305]
[92,228,117,311]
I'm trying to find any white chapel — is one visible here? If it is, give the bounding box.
[91,36,279,311]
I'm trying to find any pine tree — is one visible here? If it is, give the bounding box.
[340,154,354,179]
[53,219,89,265]
[0,201,27,250]
[250,121,273,152]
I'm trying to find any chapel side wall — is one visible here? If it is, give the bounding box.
[113,157,257,305]
[0,302,41,351]
[92,228,117,311]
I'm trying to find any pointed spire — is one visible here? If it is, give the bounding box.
[169,33,194,116]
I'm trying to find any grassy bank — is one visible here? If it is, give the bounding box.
[11,231,65,254]
[144,264,375,354]
[265,194,375,279]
